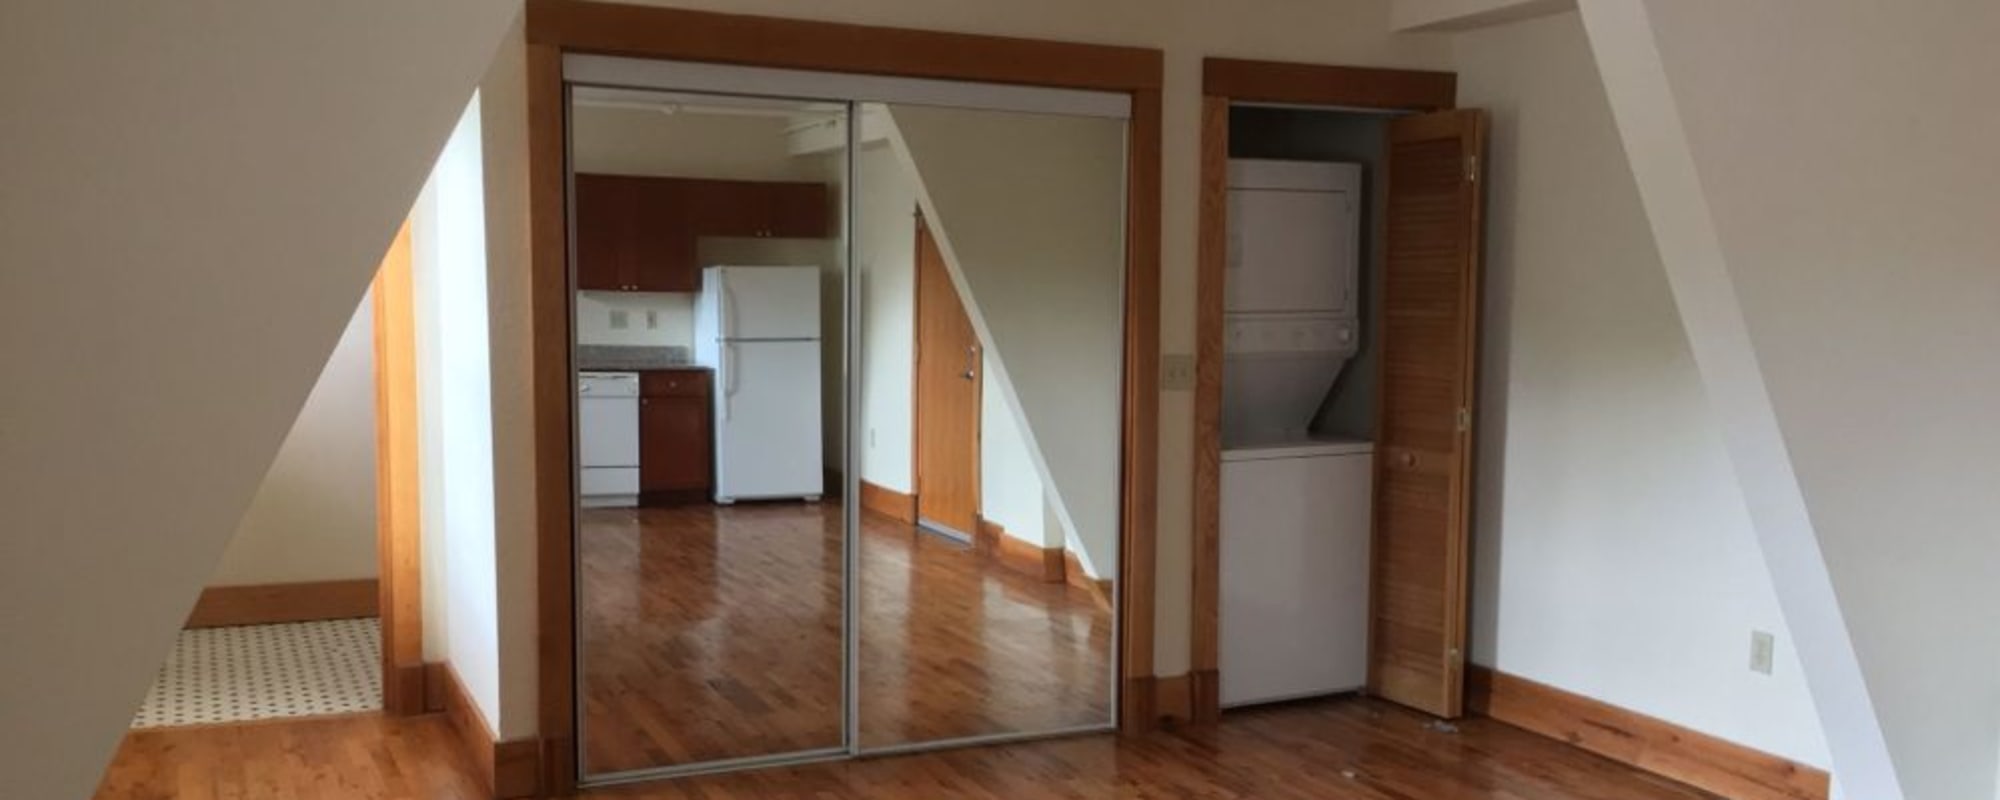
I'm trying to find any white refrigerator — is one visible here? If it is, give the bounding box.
[693,266,825,503]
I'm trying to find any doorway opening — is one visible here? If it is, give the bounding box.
[1192,59,1482,723]
[128,221,425,732]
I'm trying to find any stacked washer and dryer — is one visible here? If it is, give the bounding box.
[1218,159,1375,708]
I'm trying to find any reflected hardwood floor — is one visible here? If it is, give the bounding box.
[578,501,1113,774]
[94,697,1722,799]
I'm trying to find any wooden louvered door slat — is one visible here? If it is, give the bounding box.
[1369,109,1486,719]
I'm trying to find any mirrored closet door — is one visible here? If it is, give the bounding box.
[852,101,1125,751]
[563,56,1128,785]
[568,86,853,780]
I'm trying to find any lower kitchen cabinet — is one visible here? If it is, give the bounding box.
[639,370,712,495]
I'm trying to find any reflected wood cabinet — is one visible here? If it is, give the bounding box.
[640,369,713,495]
[575,174,829,293]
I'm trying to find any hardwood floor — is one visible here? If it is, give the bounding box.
[577,501,1113,775]
[94,697,1722,799]
[97,713,486,800]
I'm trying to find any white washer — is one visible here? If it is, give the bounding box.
[578,371,640,508]
[1219,438,1373,707]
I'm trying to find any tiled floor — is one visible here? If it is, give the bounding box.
[130,618,380,728]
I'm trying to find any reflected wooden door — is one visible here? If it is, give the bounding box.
[1369,109,1486,719]
[913,216,981,539]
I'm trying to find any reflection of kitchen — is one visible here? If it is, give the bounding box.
[573,88,843,508]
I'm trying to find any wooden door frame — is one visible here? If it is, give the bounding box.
[1190,58,1456,723]
[372,220,427,717]
[526,2,1162,793]
[910,213,982,539]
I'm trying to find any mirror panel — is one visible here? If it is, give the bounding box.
[569,87,852,778]
[853,102,1126,749]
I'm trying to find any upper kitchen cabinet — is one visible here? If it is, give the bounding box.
[574,174,830,293]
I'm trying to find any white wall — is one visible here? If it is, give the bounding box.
[1456,10,1829,769]
[477,2,1456,703]
[885,104,1126,576]
[574,291,697,348]
[1581,2,2000,797]
[210,295,379,587]
[856,143,922,492]
[0,3,517,795]
[413,93,506,736]
[850,137,1057,551]
[475,14,543,742]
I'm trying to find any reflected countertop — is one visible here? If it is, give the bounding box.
[577,344,698,372]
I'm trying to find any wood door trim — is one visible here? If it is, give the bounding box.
[372,220,425,717]
[1190,59,1458,724]
[527,5,1164,789]
[1202,58,1456,111]
[526,1,1162,93]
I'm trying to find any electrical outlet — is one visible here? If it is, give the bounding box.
[645,310,659,329]
[609,310,629,330]
[1161,353,1196,391]
[1749,630,1776,675]
[869,428,877,449]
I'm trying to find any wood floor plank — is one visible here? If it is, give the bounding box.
[576,501,1114,773]
[96,698,1722,799]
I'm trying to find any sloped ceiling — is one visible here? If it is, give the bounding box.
[0,3,520,796]
[1581,1,2000,797]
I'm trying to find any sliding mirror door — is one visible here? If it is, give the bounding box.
[852,101,1127,749]
[568,86,853,780]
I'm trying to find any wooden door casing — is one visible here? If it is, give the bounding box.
[912,217,982,538]
[1368,109,1485,719]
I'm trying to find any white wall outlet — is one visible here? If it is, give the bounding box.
[1749,630,1776,675]
[868,428,877,449]
[609,310,629,330]
[1161,353,1196,391]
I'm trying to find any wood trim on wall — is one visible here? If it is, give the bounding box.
[372,220,426,717]
[525,37,578,798]
[526,3,1166,791]
[975,518,1064,583]
[526,1,1162,93]
[433,662,542,800]
[859,480,918,524]
[1190,58,1457,725]
[1202,58,1456,111]
[184,579,378,629]
[1468,666,1831,800]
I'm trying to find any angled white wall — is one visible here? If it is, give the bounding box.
[210,295,379,587]
[0,3,519,796]
[882,104,1127,576]
[1455,9,1828,770]
[1581,2,2000,797]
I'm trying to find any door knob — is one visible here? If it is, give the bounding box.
[1399,452,1417,468]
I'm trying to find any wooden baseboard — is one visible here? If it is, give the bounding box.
[859,480,917,524]
[1121,675,1158,732]
[1188,669,1221,723]
[431,662,541,799]
[184,579,378,628]
[1063,549,1115,608]
[976,518,1065,582]
[1467,666,1829,800]
[383,662,428,716]
[1155,673,1192,722]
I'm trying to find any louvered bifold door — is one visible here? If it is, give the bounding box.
[1368,109,1486,719]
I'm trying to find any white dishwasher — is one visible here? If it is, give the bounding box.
[578,372,640,508]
